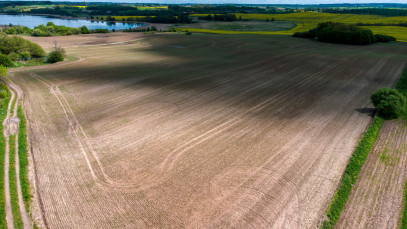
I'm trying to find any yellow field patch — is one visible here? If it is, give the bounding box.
[192,12,407,24]
[362,26,407,42]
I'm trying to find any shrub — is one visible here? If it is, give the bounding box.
[0,90,6,99]
[20,52,31,61]
[0,54,13,67]
[8,52,20,61]
[47,51,64,63]
[80,26,90,34]
[370,87,406,119]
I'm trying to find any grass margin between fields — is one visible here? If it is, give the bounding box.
[321,115,384,228]
[17,105,31,210]
[397,66,407,229]
[9,134,23,229]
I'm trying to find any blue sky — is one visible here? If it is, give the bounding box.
[4,0,407,4]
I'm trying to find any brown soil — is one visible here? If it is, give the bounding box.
[337,120,407,229]
[13,33,407,228]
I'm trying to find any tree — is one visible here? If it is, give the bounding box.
[0,54,13,67]
[371,88,406,119]
[47,42,65,63]
[80,26,90,34]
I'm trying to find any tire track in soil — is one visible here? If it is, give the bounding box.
[29,56,346,194]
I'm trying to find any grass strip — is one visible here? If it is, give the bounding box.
[322,116,384,228]
[9,135,23,229]
[0,89,11,229]
[396,66,407,97]
[401,181,407,229]
[17,106,31,210]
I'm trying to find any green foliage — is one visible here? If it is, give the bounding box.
[0,54,13,67]
[293,22,396,45]
[80,26,90,34]
[0,66,8,78]
[9,135,23,229]
[17,106,31,210]
[7,52,20,61]
[322,116,384,228]
[396,67,407,97]
[402,181,407,229]
[0,88,11,228]
[370,88,406,119]
[20,52,31,61]
[47,51,64,63]
[0,34,46,57]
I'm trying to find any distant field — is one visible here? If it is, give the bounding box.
[189,12,407,41]
[192,12,407,24]
[17,33,407,228]
[135,6,168,10]
[176,20,296,32]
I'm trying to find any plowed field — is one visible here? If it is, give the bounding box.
[14,33,407,228]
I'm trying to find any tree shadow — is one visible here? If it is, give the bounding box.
[355,108,376,117]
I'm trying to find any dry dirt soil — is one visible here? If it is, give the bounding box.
[13,32,407,228]
[338,120,407,229]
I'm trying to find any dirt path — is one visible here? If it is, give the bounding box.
[4,87,15,229]
[337,120,407,228]
[3,80,31,229]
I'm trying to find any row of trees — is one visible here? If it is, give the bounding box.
[4,23,108,37]
[293,22,396,45]
[198,14,240,22]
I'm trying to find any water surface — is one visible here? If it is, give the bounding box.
[0,14,145,30]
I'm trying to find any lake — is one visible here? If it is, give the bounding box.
[0,14,146,30]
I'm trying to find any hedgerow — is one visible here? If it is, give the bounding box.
[322,116,384,228]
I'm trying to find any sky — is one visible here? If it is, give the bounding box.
[4,0,407,4]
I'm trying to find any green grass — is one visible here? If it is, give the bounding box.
[9,135,23,229]
[17,106,31,210]
[396,66,407,97]
[322,116,384,229]
[402,181,407,229]
[0,88,11,229]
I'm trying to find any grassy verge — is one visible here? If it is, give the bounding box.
[402,181,407,229]
[9,135,23,229]
[322,116,384,228]
[17,106,31,210]
[0,89,11,229]
[398,66,407,229]
[396,66,407,97]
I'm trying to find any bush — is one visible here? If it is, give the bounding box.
[80,26,90,34]
[8,52,20,61]
[20,52,31,61]
[0,90,6,99]
[370,87,406,119]
[47,50,64,63]
[0,54,13,67]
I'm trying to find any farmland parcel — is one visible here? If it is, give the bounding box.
[12,33,407,228]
